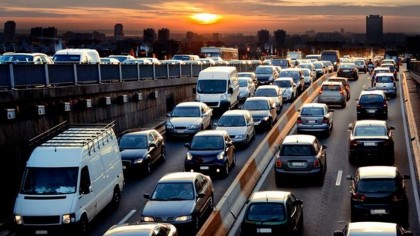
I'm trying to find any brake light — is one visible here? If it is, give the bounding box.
[297,117,302,124]
[352,192,366,202]
[322,117,329,124]
[275,159,282,168]
[319,90,323,94]
[350,140,358,147]
[313,159,320,167]
[340,90,344,94]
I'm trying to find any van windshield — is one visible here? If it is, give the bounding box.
[53,55,81,63]
[20,167,79,195]
[197,80,227,94]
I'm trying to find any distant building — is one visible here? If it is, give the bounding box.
[257,29,270,52]
[4,21,16,43]
[143,28,156,44]
[114,24,124,41]
[158,28,170,42]
[273,29,286,55]
[366,15,383,45]
[212,33,220,42]
[93,31,106,41]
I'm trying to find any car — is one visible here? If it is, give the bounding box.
[312,61,327,79]
[254,85,283,113]
[165,102,213,138]
[301,68,315,89]
[215,110,255,146]
[317,81,347,108]
[274,134,327,185]
[297,103,334,136]
[380,63,399,80]
[356,89,388,120]
[320,60,334,73]
[371,67,391,86]
[354,59,367,73]
[238,77,256,102]
[346,166,410,226]
[196,57,216,66]
[108,54,136,63]
[373,72,397,98]
[271,58,292,69]
[337,62,359,80]
[122,58,153,65]
[100,57,120,64]
[305,54,321,61]
[138,57,161,65]
[273,77,297,102]
[141,172,214,235]
[327,76,351,101]
[238,72,257,84]
[103,222,178,236]
[184,130,236,177]
[255,65,278,85]
[279,68,305,92]
[333,222,413,236]
[118,129,166,177]
[0,52,54,64]
[240,191,304,235]
[348,120,395,165]
[242,97,277,131]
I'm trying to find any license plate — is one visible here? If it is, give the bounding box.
[364,142,377,146]
[291,162,306,167]
[308,120,316,124]
[344,69,350,72]
[367,109,376,113]
[371,209,387,215]
[257,228,272,233]
[200,166,209,170]
[35,230,48,235]
[176,130,185,133]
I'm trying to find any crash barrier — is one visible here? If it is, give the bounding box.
[197,74,330,235]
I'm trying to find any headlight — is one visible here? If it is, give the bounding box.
[62,214,75,224]
[221,94,227,100]
[263,116,269,121]
[188,124,200,129]
[14,215,23,225]
[217,152,225,160]
[142,216,155,222]
[166,122,174,129]
[175,215,192,222]
[186,152,193,160]
[134,158,144,164]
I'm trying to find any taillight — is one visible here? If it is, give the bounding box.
[319,90,323,94]
[322,117,329,124]
[275,159,282,168]
[340,90,344,94]
[297,117,302,124]
[346,85,350,90]
[350,140,358,147]
[313,159,320,167]
[352,192,365,202]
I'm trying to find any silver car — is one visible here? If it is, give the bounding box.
[165,102,213,138]
[317,81,347,108]
[297,103,334,136]
[373,72,397,98]
[254,85,283,113]
[273,77,297,102]
[215,110,255,146]
[238,77,256,102]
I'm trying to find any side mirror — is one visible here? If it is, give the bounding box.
[348,123,354,131]
[403,174,411,179]
[149,143,157,149]
[322,144,327,149]
[328,109,334,113]
[403,232,413,236]
[197,192,206,198]
[226,142,233,147]
[143,193,150,199]
[228,87,233,94]
[213,122,218,127]
[346,175,354,180]
[166,113,172,117]
[184,143,191,149]
[389,126,395,130]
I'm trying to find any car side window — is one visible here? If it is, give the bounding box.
[286,197,295,217]
[79,166,91,195]
[148,133,155,144]
[195,179,202,194]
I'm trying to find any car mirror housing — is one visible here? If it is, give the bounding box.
[184,143,191,149]
[144,193,150,199]
[403,174,411,179]
[346,175,354,180]
[348,123,354,130]
[197,192,206,198]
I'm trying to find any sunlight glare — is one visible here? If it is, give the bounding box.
[190,13,222,25]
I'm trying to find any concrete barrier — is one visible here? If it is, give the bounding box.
[198,74,329,235]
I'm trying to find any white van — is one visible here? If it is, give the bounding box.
[13,121,124,235]
[53,48,101,64]
[195,66,240,112]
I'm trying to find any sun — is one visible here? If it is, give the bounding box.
[190,13,222,25]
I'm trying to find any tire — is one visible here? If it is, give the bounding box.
[160,146,166,162]
[77,215,89,235]
[145,160,152,175]
[110,187,121,209]
[231,152,236,167]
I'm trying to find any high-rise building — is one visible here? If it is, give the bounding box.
[4,21,16,43]
[114,24,124,41]
[366,15,383,45]
[143,28,156,44]
[273,29,286,56]
[158,28,170,42]
[257,29,270,52]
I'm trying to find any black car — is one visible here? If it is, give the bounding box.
[118,129,166,177]
[242,97,277,131]
[241,191,303,235]
[184,130,236,178]
[141,172,214,235]
[337,62,359,80]
[356,89,388,120]
[347,166,410,226]
[348,120,395,165]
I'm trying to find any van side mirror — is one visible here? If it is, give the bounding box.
[193,88,197,94]
[228,87,233,94]
[80,184,91,195]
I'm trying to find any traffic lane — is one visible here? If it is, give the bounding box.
[88,104,291,236]
[235,72,420,235]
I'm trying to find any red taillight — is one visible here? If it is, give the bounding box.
[340,90,344,94]
[319,90,323,94]
[297,117,302,124]
[352,192,366,201]
[346,85,350,90]
[322,117,329,124]
[350,140,358,147]
[314,159,320,167]
[275,159,282,168]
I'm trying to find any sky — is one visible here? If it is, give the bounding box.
[1,0,420,35]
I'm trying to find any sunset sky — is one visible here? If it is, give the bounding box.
[1,0,420,35]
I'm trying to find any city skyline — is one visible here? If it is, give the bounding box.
[1,0,420,35]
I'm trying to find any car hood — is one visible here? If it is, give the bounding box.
[168,117,202,126]
[142,200,195,216]
[120,149,147,160]
[216,126,247,136]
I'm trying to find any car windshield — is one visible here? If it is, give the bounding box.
[172,106,201,117]
[151,182,194,200]
[191,135,224,150]
[255,89,277,97]
[274,80,291,88]
[357,179,396,193]
[354,126,387,136]
[238,73,253,78]
[239,79,248,87]
[197,80,227,94]
[302,70,310,76]
[243,101,269,110]
[376,76,393,83]
[0,54,34,63]
[246,203,286,222]
[256,67,273,74]
[281,145,314,156]
[119,135,148,149]
[313,63,323,69]
[300,107,324,116]
[218,115,246,127]
[354,61,364,65]
[359,94,384,104]
[20,167,78,195]
[53,54,81,62]
[280,71,299,83]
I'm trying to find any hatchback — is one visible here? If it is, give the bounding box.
[346,166,410,226]
[274,134,327,185]
[334,222,413,236]
[327,76,351,101]
[184,130,236,177]
[356,89,388,120]
[317,82,347,108]
[273,77,297,102]
[337,63,359,80]
[215,110,255,146]
[241,191,303,235]
[354,59,367,73]
[241,97,277,131]
[255,65,278,85]
[296,103,334,136]
[254,85,283,113]
[103,222,178,236]
[373,73,397,98]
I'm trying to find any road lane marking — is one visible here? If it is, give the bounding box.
[336,170,343,186]
[118,209,136,225]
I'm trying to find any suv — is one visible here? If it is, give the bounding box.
[373,72,397,98]
[317,81,347,108]
[241,191,303,235]
[356,89,388,120]
[346,166,410,226]
[274,134,327,186]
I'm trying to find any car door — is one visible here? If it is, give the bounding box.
[201,105,211,129]
[194,178,206,219]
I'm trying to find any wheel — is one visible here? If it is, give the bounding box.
[110,187,121,209]
[223,162,230,177]
[160,146,166,162]
[77,215,89,235]
[231,152,236,167]
[145,160,152,175]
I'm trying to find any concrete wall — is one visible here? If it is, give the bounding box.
[0,77,197,221]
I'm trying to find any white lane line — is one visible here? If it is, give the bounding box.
[336,170,343,186]
[118,209,136,225]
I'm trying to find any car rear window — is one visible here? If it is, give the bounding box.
[281,144,314,156]
[376,76,393,83]
[301,107,324,116]
[359,94,384,104]
[255,88,277,97]
[243,101,269,110]
[218,115,246,127]
[246,203,286,221]
[357,179,396,193]
[322,85,340,91]
[354,126,387,136]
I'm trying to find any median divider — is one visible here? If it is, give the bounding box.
[198,74,330,235]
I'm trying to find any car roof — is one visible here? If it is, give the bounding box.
[282,134,317,145]
[347,222,397,234]
[256,85,279,90]
[376,72,394,77]
[274,77,294,81]
[175,102,206,107]
[355,120,386,127]
[249,191,291,203]
[358,166,398,179]
[322,81,343,86]
[359,89,386,96]
[281,68,301,72]
[221,110,250,116]
[105,223,162,235]
[328,76,348,81]
[374,67,390,71]
[194,130,228,137]
[244,97,272,102]
[159,172,202,183]
[121,130,152,136]
[301,103,327,109]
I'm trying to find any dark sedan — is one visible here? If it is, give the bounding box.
[348,120,394,165]
[118,129,166,177]
[241,97,277,131]
[337,62,359,80]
